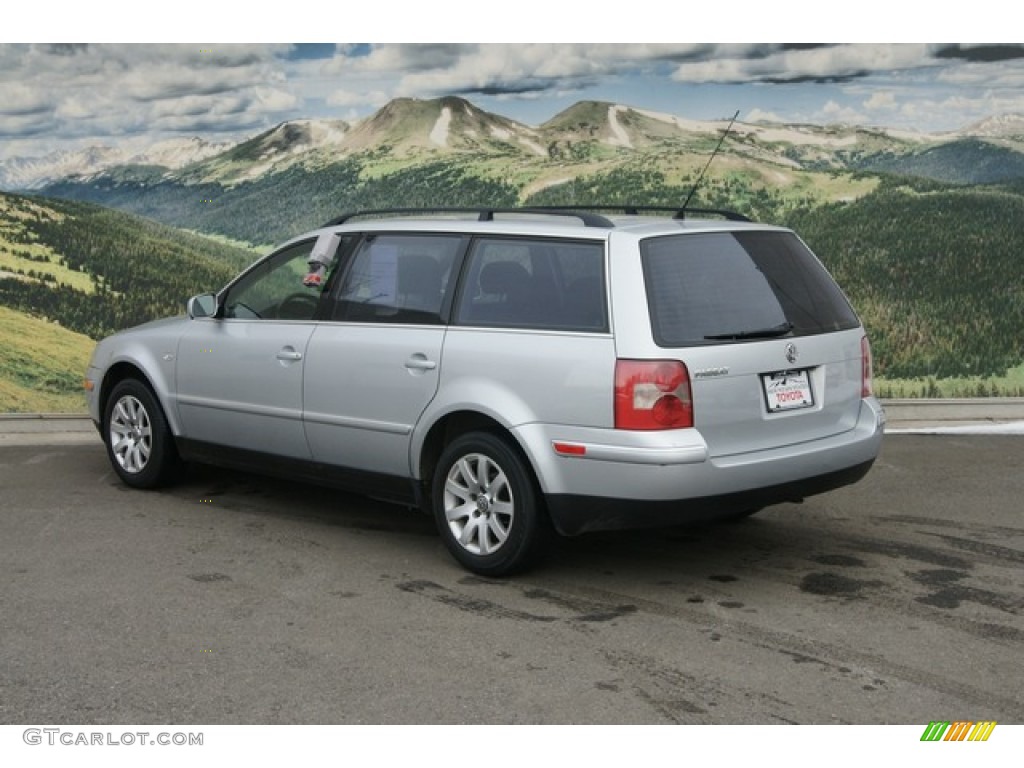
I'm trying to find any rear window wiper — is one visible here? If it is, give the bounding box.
[704,321,794,341]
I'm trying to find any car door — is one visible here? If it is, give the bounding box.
[303,233,463,477]
[175,237,339,459]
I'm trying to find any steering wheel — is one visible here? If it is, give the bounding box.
[277,292,320,320]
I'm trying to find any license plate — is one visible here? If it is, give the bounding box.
[761,369,814,412]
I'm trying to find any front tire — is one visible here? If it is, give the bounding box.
[103,378,180,489]
[432,432,548,577]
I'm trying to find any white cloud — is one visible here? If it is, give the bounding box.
[936,59,1024,88]
[864,90,898,111]
[746,107,787,123]
[679,45,928,84]
[327,89,391,109]
[0,82,52,116]
[322,44,733,99]
[0,43,301,155]
[3,41,1024,160]
[820,99,869,125]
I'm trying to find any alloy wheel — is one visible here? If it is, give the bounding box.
[108,394,153,474]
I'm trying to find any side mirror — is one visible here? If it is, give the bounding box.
[187,293,219,319]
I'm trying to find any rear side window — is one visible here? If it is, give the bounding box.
[641,231,859,347]
[455,237,607,332]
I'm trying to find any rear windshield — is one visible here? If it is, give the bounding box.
[641,230,859,347]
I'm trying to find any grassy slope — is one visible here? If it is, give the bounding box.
[0,191,257,413]
[12,140,1024,407]
[0,306,93,413]
[0,195,97,293]
[876,363,1024,399]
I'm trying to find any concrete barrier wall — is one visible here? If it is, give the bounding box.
[881,398,1024,425]
[4,399,1024,433]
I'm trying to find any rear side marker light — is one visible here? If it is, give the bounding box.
[553,442,587,457]
[615,359,693,430]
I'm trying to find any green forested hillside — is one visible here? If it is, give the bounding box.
[856,139,1024,185]
[7,97,1024,410]
[7,167,1024,412]
[0,192,255,341]
[45,158,521,246]
[786,178,1024,379]
[529,169,1024,381]
[19,175,1024,383]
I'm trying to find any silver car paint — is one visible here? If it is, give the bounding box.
[86,317,189,435]
[304,322,446,476]
[175,317,316,460]
[412,327,618,479]
[85,214,883,518]
[513,399,882,500]
[605,227,872,459]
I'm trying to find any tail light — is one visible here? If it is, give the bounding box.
[615,359,693,430]
[861,335,874,398]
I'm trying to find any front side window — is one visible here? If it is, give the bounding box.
[455,237,607,332]
[331,234,462,324]
[223,240,325,321]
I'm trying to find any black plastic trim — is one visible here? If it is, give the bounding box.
[544,460,876,536]
[175,438,421,507]
[323,206,751,228]
[325,207,616,228]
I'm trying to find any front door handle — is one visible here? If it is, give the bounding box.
[404,354,437,371]
[276,347,303,362]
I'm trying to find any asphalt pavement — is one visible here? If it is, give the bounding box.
[1,405,1022,725]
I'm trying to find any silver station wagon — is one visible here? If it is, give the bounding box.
[85,206,885,576]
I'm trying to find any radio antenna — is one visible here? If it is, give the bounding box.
[679,110,740,217]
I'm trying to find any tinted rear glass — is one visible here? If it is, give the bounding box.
[455,237,607,332]
[641,231,859,347]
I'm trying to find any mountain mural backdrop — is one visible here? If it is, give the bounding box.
[2,95,1024,411]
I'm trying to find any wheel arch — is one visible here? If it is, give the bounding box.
[416,410,541,509]
[99,362,177,434]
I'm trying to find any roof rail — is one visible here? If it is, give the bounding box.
[323,205,751,228]
[530,204,751,222]
[323,206,617,229]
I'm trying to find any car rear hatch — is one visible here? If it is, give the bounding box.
[639,228,867,458]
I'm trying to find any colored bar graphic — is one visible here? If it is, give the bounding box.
[945,721,972,741]
[920,721,996,742]
[968,722,997,742]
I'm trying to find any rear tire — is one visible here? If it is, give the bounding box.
[432,432,548,577]
[103,378,180,489]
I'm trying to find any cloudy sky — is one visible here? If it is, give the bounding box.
[3,12,1023,162]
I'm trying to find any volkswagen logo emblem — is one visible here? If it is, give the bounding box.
[785,342,798,365]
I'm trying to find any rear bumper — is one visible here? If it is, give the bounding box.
[515,398,885,536]
[546,458,875,535]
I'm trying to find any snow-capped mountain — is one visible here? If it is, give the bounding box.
[127,136,234,169]
[0,147,127,190]
[4,96,1024,194]
[961,114,1024,138]
[0,137,232,190]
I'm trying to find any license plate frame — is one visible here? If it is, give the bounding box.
[761,368,815,413]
